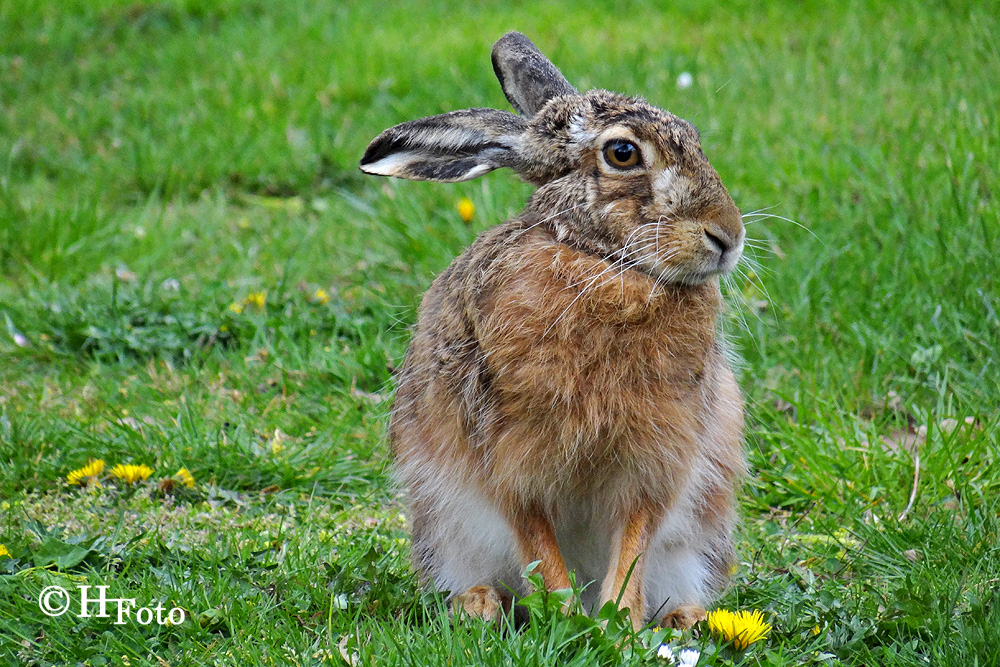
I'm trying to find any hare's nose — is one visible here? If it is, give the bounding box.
[703,228,729,254]
[702,223,742,256]
[702,199,745,254]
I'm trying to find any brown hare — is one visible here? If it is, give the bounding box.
[360,31,745,631]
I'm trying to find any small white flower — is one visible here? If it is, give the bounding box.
[161,278,180,291]
[656,644,675,662]
[115,267,137,282]
[676,72,694,90]
[12,332,28,347]
[678,648,700,666]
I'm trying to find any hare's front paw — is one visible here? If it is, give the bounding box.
[660,604,707,630]
[451,585,508,623]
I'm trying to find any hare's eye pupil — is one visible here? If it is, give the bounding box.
[604,140,640,168]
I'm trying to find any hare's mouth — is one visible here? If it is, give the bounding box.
[632,246,743,287]
[666,231,744,285]
[611,216,744,286]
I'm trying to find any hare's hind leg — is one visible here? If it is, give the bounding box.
[452,502,573,623]
[451,585,512,621]
[643,529,735,630]
[409,482,521,603]
[642,542,714,629]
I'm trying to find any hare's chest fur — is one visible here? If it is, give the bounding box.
[459,227,731,504]
[391,225,741,511]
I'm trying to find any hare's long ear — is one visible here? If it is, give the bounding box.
[491,32,577,117]
[360,108,528,182]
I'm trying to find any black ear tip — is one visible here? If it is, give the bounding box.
[359,141,382,167]
[360,129,409,168]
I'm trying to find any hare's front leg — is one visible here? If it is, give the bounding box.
[599,508,660,630]
[508,503,573,591]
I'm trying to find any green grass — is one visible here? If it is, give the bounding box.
[1,0,998,665]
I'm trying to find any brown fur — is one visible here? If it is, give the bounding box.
[364,31,747,627]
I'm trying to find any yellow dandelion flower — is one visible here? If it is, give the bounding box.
[0,544,10,558]
[245,291,266,309]
[228,302,243,314]
[313,288,330,305]
[707,609,771,650]
[109,463,154,484]
[175,467,196,488]
[270,430,285,456]
[67,459,105,486]
[456,197,475,223]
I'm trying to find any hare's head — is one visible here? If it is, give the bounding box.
[361,32,743,285]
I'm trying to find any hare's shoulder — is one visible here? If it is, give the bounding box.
[399,219,534,385]
[415,219,533,325]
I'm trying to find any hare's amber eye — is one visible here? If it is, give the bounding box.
[603,140,641,169]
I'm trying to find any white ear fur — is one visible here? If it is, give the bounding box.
[360,152,493,182]
[359,151,419,178]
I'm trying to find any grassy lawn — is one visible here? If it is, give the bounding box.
[1,0,998,665]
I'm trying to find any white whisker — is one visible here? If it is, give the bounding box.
[742,212,820,241]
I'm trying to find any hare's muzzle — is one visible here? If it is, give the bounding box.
[701,205,745,275]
